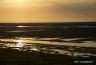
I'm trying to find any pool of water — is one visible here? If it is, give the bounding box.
[0,37,96,58]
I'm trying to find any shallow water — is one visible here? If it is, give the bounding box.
[0,25,96,58]
[0,37,96,57]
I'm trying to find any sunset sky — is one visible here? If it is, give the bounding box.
[0,0,96,23]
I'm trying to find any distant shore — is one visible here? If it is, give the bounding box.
[0,22,96,26]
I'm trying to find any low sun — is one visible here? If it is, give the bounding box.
[1,0,23,8]
[10,0,27,3]
[2,0,42,8]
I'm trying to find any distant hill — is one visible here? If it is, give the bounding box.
[0,22,96,26]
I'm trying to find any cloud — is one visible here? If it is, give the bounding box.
[0,0,96,22]
[49,0,96,12]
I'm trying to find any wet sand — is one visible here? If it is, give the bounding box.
[0,22,96,64]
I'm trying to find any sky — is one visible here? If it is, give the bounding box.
[0,0,96,23]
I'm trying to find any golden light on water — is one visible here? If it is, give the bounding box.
[0,37,96,56]
[16,38,24,47]
[0,38,96,48]
[17,26,28,28]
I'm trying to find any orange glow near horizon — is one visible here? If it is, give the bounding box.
[0,0,96,23]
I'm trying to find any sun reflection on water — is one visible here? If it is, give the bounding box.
[17,26,28,28]
[0,37,96,57]
[16,38,25,47]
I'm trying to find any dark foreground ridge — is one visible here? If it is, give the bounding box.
[0,48,96,65]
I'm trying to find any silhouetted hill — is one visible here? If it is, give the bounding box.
[0,22,96,26]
